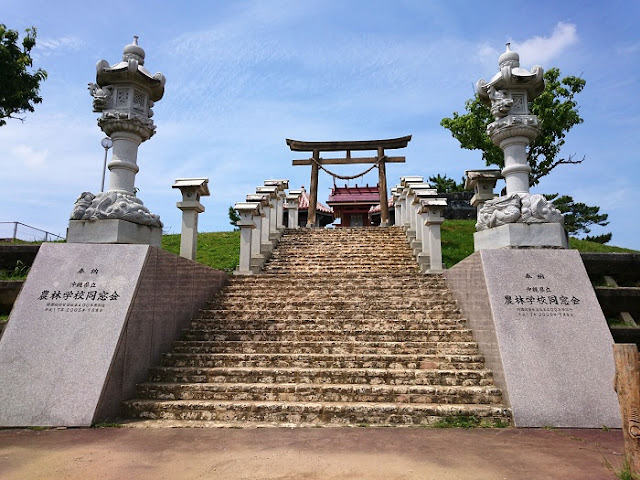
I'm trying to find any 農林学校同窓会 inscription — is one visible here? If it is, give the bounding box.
[503,272,581,318]
[36,267,120,314]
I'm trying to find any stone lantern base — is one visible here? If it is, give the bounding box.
[474,223,568,251]
[67,219,162,247]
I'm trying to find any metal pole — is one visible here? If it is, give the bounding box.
[100,137,113,192]
[13,222,18,242]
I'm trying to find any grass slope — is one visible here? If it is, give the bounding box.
[161,231,240,272]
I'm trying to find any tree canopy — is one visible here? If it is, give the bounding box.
[428,174,465,193]
[440,68,585,186]
[0,24,47,126]
[544,194,611,243]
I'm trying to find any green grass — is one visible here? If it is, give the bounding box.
[0,315,8,323]
[441,220,476,268]
[431,415,508,428]
[440,219,638,267]
[568,237,637,253]
[162,231,240,272]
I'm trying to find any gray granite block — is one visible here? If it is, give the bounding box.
[0,243,229,426]
[447,249,621,427]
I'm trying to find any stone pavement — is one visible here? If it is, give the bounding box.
[0,426,625,479]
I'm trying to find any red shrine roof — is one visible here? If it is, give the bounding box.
[327,185,380,205]
[294,187,333,213]
[369,197,394,214]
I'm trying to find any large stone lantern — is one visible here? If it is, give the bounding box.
[68,37,166,246]
[473,44,566,250]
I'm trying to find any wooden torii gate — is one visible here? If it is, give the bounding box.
[286,135,411,227]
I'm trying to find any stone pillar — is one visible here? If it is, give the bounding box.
[420,199,447,273]
[286,190,302,229]
[392,187,401,227]
[405,183,432,247]
[264,179,289,231]
[412,189,438,256]
[464,169,502,212]
[234,202,260,275]
[307,150,320,227]
[68,37,166,246]
[378,147,390,227]
[256,186,279,241]
[247,193,272,259]
[171,178,209,261]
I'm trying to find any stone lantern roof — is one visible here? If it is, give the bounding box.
[95,36,165,102]
[476,43,544,114]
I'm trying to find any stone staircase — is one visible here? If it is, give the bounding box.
[124,227,511,426]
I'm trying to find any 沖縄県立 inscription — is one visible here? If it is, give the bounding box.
[503,272,581,318]
[36,267,121,314]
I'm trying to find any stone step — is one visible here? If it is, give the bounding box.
[181,329,474,342]
[159,352,485,370]
[214,290,454,300]
[123,399,510,426]
[170,340,481,355]
[147,366,495,386]
[208,297,455,309]
[135,382,502,404]
[197,309,461,320]
[188,318,467,331]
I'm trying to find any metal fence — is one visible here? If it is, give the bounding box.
[0,222,65,242]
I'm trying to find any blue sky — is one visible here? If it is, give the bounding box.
[1,0,638,249]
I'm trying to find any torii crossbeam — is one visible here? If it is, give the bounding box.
[287,135,411,227]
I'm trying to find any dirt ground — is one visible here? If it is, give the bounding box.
[0,426,626,480]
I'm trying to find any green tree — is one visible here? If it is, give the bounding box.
[428,174,465,193]
[440,68,585,186]
[0,24,47,126]
[228,205,240,230]
[544,194,611,243]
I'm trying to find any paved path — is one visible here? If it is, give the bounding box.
[0,427,626,479]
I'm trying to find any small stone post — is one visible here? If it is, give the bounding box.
[420,198,447,273]
[172,178,209,261]
[69,37,166,246]
[264,179,289,231]
[256,186,280,241]
[234,202,261,275]
[464,169,502,212]
[405,183,433,249]
[286,190,302,229]
[391,187,401,226]
[248,193,274,257]
[412,189,438,257]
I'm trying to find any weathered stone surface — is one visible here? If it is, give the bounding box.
[473,222,568,251]
[67,219,162,246]
[0,243,227,426]
[126,227,511,426]
[447,249,621,427]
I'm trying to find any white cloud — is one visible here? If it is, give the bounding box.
[10,144,48,169]
[35,36,84,55]
[475,22,578,68]
[510,22,578,66]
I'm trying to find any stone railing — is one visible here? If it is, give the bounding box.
[392,176,447,274]
[234,179,300,274]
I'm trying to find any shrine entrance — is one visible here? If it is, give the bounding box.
[287,136,411,227]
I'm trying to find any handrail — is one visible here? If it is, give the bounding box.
[0,222,65,242]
